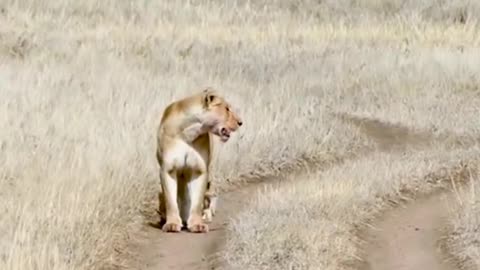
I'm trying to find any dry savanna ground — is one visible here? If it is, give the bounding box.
[1,1,480,270]
[446,176,480,270]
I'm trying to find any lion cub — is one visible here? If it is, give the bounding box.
[156,88,242,232]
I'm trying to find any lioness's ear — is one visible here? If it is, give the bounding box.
[205,93,215,104]
[203,89,218,106]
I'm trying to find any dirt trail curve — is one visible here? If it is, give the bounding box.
[127,176,288,270]
[362,191,457,270]
[125,113,465,270]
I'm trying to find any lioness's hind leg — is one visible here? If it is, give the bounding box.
[202,196,215,223]
[160,169,182,232]
[187,171,209,233]
[157,189,166,225]
[203,179,218,221]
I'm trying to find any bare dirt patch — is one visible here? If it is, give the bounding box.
[126,169,321,270]
[362,191,458,270]
[346,113,473,270]
[334,112,436,151]
[339,113,465,270]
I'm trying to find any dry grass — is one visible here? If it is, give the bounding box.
[1,1,361,269]
[224,144,480,270]
[445,174,480,270]
[217,1,480,270]
[222,43,480,269]
[1,0,480,269]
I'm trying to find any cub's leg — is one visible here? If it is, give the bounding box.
[186,170,209,233]
[160,169,182,232]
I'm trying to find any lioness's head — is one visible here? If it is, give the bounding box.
[203,89,242,142]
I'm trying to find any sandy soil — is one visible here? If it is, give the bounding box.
[361,191,458,270]
[127,177,290,270]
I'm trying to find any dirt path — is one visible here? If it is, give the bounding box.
[126,175,292,270]
[128,181,459,270]
[338,113,460,270]
[128,189,237,270]
[362,191,458,270]
[125,114,468,270]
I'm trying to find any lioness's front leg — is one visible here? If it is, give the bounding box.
[160,168,182,232]
[187,170,209,233]
[202,195,217,223]
[202,182,218,223]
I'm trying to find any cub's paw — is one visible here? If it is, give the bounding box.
[188,223,209,233]
[162,222,182,232]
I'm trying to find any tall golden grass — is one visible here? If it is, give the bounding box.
[1,1,479,269]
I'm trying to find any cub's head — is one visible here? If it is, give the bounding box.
[203,88,243,142]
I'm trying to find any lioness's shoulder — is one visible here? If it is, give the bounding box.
[160,87,227,124]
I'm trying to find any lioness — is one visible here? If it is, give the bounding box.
[156,88,242,233]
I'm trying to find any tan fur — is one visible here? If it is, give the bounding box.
[156,87,242,233]
[157,180,217,224]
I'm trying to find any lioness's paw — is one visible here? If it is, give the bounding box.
[188,223,209,233]
[162,222,182,232]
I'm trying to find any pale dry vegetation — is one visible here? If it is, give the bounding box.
[446,174,480,270]
[225,145,480,270]
[218,1,480,270]
[1,0,480,269]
